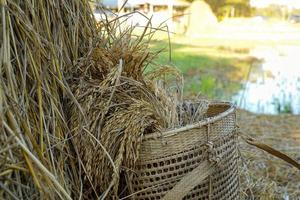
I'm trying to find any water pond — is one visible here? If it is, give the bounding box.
[233,45,300,115]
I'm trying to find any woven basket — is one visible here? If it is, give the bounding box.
[129,102,239,200]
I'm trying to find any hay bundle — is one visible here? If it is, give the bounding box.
[68,18,184,198]
[0,0,97,199]
[186,0,218,37]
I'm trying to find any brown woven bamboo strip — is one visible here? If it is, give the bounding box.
[162,161,216,200]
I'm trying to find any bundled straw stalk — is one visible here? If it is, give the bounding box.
[0,0,97,199]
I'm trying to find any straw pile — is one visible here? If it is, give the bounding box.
[0,0,97,199]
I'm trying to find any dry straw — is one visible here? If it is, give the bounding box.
[0,0,97,199]
[238,110,300,199]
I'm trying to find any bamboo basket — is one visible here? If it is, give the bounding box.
[129,102,239,200]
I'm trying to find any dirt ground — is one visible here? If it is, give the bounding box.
[237,109,300,199]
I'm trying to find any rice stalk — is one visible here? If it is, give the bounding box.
[0,0,98,199]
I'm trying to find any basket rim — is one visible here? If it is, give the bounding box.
[143,101,235,140]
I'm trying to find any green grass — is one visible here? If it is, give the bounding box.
[150,37,258,100]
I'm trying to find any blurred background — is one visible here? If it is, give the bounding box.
[91,0,300,115]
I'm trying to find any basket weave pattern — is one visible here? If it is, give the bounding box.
[130,103,239,199]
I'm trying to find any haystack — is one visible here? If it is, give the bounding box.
[186,0,218,37]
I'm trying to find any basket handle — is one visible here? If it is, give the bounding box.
[241,134,300,170]
[162,161,215,200]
